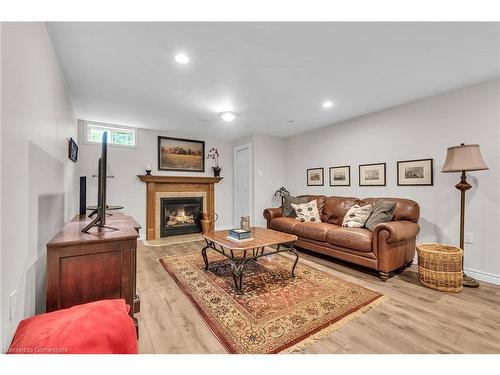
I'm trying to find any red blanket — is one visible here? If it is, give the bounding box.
[8,299,137,354]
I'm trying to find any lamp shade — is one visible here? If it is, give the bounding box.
[441,144,488,173]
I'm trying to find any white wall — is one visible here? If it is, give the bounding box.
[77,123,234,237]
[1,23,78,348]
[284,79,500,284]
[252,135,286,227]
[234,134,286,227]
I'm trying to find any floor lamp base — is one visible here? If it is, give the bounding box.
[463,274,480,288]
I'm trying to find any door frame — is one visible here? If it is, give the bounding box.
[233,143,253,227]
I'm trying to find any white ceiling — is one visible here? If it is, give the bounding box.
[46,22,500,140]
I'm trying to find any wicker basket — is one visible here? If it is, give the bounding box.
[416,243,463,293]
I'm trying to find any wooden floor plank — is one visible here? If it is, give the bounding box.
[136,240,500,354]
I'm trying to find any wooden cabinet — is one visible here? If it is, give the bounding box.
[46,213,141,332]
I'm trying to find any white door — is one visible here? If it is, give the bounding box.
[234,144,252,227]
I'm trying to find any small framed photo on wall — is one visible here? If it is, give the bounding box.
[68,137,78,162]
[397,158,433,186]
[359,163,386,186]
[329,166,350,186]
[307,168,324,186]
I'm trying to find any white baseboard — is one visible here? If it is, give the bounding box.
[413,255,500,286]
[463,268,500,286]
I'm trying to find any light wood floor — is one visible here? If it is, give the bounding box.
[136,240,500,354]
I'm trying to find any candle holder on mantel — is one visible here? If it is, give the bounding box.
[145,163,152,176]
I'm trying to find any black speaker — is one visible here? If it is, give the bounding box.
[79,176,87,215]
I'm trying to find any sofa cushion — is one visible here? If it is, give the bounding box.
[8,299,137,354]
[320,196,360,225]
[342,204,373,228]
[291,200,321,222]
[365,199,397,231]
[361,197,419,223]
[269,217,300,234]
[298,195,326,213]
[293,222,333,242]
[282,195,311,218]
[327,227,373,252]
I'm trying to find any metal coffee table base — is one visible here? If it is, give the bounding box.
[201,239,299,292]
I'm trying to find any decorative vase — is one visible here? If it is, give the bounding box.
[240,216,250,231]
[212,166,221,177]
[201,212,219,233]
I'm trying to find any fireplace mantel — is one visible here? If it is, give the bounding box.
[138,175,223,240]
[138,175,223,184]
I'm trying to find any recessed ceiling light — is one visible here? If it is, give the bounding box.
[287,120,295,124]
[199,119,208,125]
[322,101,334,109]
[174,53,190,64]
[219,111,237,122]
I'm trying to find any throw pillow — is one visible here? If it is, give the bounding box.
[365,200,397,231]
[291,200,321,222]
[342,204,373,228]
[282,196,311,218]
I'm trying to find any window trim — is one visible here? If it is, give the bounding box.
[84,121,138,149]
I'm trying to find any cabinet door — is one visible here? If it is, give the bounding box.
[59,250,122,309]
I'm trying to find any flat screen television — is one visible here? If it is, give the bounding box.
[81,132,108,233]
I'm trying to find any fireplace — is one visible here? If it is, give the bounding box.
[160,197,203,237]
[138,175,222,240]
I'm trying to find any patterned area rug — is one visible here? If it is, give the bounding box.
[160,250,383,354]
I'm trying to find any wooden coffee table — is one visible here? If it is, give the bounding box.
[201,227,298,292]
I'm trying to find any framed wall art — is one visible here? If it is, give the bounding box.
[359,163,386,186]
[397,158,433,186]
[68,137,78,162]
[329,166,350,186]
[307,168,324,186]
[158,136,205,172]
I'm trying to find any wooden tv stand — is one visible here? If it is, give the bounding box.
[46,212,141,334]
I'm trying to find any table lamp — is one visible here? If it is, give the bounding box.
[441,143,488,287]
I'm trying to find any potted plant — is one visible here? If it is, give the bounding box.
[274,186,290,204]
[207,147,222,177]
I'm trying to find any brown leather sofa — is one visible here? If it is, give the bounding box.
[263,195,420,281]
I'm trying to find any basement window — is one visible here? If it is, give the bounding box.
[85,121,137,148]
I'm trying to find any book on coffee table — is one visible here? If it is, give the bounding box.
[228,228,252,241]
[225,236,254,243]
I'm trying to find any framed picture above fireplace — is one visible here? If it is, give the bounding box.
[158,136,205,172]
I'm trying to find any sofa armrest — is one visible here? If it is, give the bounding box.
[263,207,283,227]
[373,220,420,244]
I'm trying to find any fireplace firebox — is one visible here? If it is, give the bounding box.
[160,197,203,237]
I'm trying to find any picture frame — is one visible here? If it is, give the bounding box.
[397,158,433,186]
[359,163,386,186]
[329,166,350,186]
[307,168,324,186]
[68,137,78,162]
[158,136,205,172]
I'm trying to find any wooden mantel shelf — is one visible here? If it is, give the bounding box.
[137,175,223,184]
